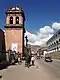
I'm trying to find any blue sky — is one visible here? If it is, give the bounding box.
[0,0,60,32]
[1,0,60,46]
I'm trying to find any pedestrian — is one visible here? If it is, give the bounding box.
[37,52,40,59]
[31,55,35,66]
[27,54,31,67]
[18,53,22,65]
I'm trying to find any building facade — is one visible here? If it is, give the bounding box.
[0,29,5,53]
[4,6,25,57]
[0,29,6,61]
[46,29,60,52]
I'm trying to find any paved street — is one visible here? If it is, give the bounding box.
[38,58,60,80]
[0,59,60,80]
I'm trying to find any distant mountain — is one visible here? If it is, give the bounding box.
[28,44,41,53]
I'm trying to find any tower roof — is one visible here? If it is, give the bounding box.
[8,6,23,11]
[5,6,25,20]
[12,7,20,10]
[6,6,24,14]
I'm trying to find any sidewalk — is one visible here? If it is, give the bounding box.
[52,59,60,62]
[0,60,51,80]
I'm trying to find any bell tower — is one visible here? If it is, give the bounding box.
[5,6,25,56]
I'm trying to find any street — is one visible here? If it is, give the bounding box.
[0,59,60,80]
[38,58,60,80]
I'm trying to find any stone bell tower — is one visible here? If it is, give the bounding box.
[4,6,25,56]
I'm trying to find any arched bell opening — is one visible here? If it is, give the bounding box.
[16,16,19,24]
[10,16,13,24]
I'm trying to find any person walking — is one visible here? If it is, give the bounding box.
[27,54,31,68]
[37,52,40,59]
[31,55,35,66]
[18,52,22,65]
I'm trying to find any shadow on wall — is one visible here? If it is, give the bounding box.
[0,29,6,62]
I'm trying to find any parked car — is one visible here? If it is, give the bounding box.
[45,56,52,62]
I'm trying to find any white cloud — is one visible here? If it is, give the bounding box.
[25,31,37,43]
[25,22,60,46]
[37,26,54,39]
[40,26,54,34]
[52,22,60,30]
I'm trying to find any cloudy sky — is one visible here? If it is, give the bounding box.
[0,0,60,46]
[25,22,60,46]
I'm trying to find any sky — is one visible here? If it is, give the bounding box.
[0,0,60,46]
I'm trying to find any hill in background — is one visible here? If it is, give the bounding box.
[28,44,41,53]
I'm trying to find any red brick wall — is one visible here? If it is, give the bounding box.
[5,28,23,55]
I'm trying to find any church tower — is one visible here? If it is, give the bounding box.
[4,6,25,56]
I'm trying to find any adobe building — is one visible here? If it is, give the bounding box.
[4,6,25,57]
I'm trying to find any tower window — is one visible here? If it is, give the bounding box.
[10,16,13,24]
[16,17,19,24]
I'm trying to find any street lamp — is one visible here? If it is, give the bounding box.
[25,35,28,47]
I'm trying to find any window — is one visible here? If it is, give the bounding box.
[16,17,19,24]
[59,39,60,41]
[54,42,56,46]
[54,42,55,44]
[56,40,58,44]
[10,16,13,24]
[52,43,53,45]
[57,47,58,50]
[55,34,57,37]
[58,32,60,35]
